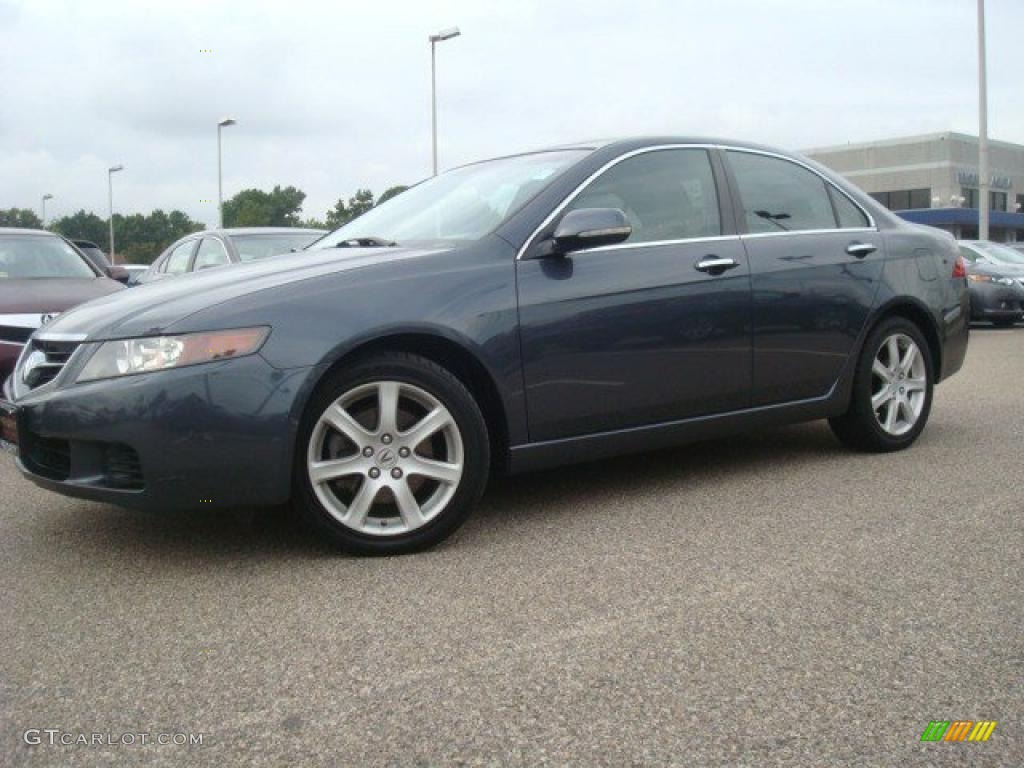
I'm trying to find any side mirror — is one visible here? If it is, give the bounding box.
[540,208,632,257]
[108,266,130,283]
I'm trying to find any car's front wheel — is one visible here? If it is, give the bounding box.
[295,352,490,554]
[829,317,934,452]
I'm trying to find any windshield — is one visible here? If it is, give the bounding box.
[0,235,97,279]
[232,232,326,262]
[973,241,1024,265]
[311,150,589,249]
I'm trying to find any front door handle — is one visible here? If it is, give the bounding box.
[846,242,877,258]
[695,256,739,274]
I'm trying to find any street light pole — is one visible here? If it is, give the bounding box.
[217,118,237,228]
[41,194,53,225]
[108,165,123,263]
[978,0,990,240]
[429,27,460,176]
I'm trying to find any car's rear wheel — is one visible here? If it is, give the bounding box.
[295,352,489,554]
[829,317,933,452]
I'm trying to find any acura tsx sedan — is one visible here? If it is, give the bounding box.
[1,137,969,553]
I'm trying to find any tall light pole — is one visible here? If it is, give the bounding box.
[41,194,53,225]
[429,27,460,176]
[108,165,123,263]
[977,0,990,240]
[217,117,237,228]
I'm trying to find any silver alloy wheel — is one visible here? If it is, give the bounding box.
[307,381,464,536]
[870,333,927,437]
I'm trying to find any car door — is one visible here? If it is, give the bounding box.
[724,149,885,406]
[192,237,232,272]
[516,146,752,442]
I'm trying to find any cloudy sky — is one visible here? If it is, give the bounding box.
[1,0,1021,227]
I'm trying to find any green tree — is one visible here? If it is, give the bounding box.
[222,185,307,227]
[51,210,109,250]
[113,209,204,264]
[325,188,378,229]
[0,208,43,228]
[378,185,408,204]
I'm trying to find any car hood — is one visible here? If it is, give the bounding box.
[0,278,123,315]
[39,245,449,341]
[969,262,1024,278]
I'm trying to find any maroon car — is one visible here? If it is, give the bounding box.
[0,229,124,385]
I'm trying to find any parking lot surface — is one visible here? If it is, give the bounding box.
[2,327,1021,767]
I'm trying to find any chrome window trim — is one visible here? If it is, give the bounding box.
[515,143,878,260]
[740,227,877,240]
[565,234,742,256]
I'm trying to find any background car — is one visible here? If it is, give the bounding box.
[3,138,968,555]
[135,227,326,285]
[0,228,124,384]
[958,240,1024,326]
[69,239,131,284]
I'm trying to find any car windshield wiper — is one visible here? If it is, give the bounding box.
[332,237,398,248]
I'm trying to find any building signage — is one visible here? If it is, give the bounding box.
[956,169,1012,190]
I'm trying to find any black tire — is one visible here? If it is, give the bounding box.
[294,352,490,555]
[829,317,934,453]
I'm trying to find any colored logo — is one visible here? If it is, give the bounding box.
[920,720,997,742]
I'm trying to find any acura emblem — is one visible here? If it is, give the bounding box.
[40,312,59,325]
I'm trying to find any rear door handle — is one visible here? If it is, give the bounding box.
[846,242,877,258]
[695,256,739,274]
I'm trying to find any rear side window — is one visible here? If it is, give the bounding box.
[165,240,195,275]
[828,187,870,229]
[193,238,231,271]
[566,148,721,245]
[728,151,840,234]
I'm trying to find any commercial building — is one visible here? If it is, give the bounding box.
[805,132,1024,242]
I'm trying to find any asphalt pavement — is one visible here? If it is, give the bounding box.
[2,326,1021,767]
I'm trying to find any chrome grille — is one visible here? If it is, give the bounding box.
[20,338,81,390]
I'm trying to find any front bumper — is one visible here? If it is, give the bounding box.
[968,282,1024,320]
[5,354,312,511]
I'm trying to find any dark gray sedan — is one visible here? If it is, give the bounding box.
[2,137,969,554]
[134,227,326,285]
[958,240,1024,326]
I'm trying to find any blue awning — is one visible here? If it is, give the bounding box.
[896,207,1024,229]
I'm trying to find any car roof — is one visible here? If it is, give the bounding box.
[0,227,58,236]
[453,135,817,172]
[201,227,328,237]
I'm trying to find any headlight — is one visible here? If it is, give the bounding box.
[967,274,1015,286]
[76,327,269,382]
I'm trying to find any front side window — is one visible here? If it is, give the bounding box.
[312,150,588,249]
[564,149,721,245]
[193,238,231,271]
[0,235,96,279]
[165,240,195,275]
[728,151,848,233]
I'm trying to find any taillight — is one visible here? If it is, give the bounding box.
[952,254,966,278]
